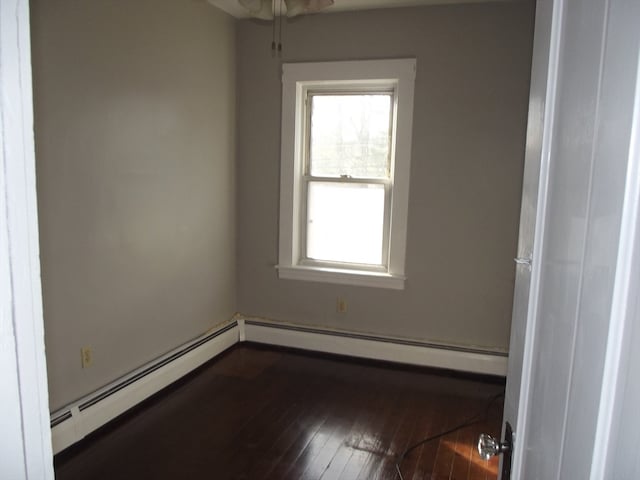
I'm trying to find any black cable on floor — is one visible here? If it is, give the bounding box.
[394,391,504,480]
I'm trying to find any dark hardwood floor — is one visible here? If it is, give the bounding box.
[55,344,504,480]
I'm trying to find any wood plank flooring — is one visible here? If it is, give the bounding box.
[55,344,504,480]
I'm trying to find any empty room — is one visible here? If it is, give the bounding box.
[3,0,640,479]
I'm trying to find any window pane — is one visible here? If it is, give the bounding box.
[306,182,385,265]
[309,94,391,179]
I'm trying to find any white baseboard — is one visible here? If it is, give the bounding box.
[50,315,508,455]
[50,321,239,454]
[241,317,508,377]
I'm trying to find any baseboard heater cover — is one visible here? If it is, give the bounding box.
[242,318,508,376]
[50,316,508,454]
[50,321,239,454]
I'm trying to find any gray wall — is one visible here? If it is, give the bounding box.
[236,3,534,350]
[31,0,236,410]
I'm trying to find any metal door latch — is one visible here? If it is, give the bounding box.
[514,257,532,268]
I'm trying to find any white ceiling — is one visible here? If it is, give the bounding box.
[207,0,517,19]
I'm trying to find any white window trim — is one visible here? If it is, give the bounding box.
[278,59,416,290]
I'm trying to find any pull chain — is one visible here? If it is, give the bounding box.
[278,0,283,55]
[270,0,283,57]
[271,0,277,53]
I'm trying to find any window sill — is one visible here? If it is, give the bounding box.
[276,265,405,290]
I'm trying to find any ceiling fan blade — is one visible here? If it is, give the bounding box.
[284,0,334,17]
[238,0,274,20]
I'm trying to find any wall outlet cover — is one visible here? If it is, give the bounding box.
[81,347,92,368]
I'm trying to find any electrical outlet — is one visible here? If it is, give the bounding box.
[81,347,93,368]
[336,297,347,313]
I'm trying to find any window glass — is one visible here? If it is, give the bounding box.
[306,182,385,265]
[309,94,392,179]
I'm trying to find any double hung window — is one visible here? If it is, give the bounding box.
[278,59,416,289]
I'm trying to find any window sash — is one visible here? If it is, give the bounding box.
[304,86,398,179]
[299,176,392,268]
[305,90,395,180]
[300,89,395,269]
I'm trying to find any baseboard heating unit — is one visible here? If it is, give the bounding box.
[50,316,507,454]
[50,320,239,454]
[242,318,508,377]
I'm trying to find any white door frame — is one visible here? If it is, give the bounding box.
[589,15,640,478]
[0,0,54,478]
